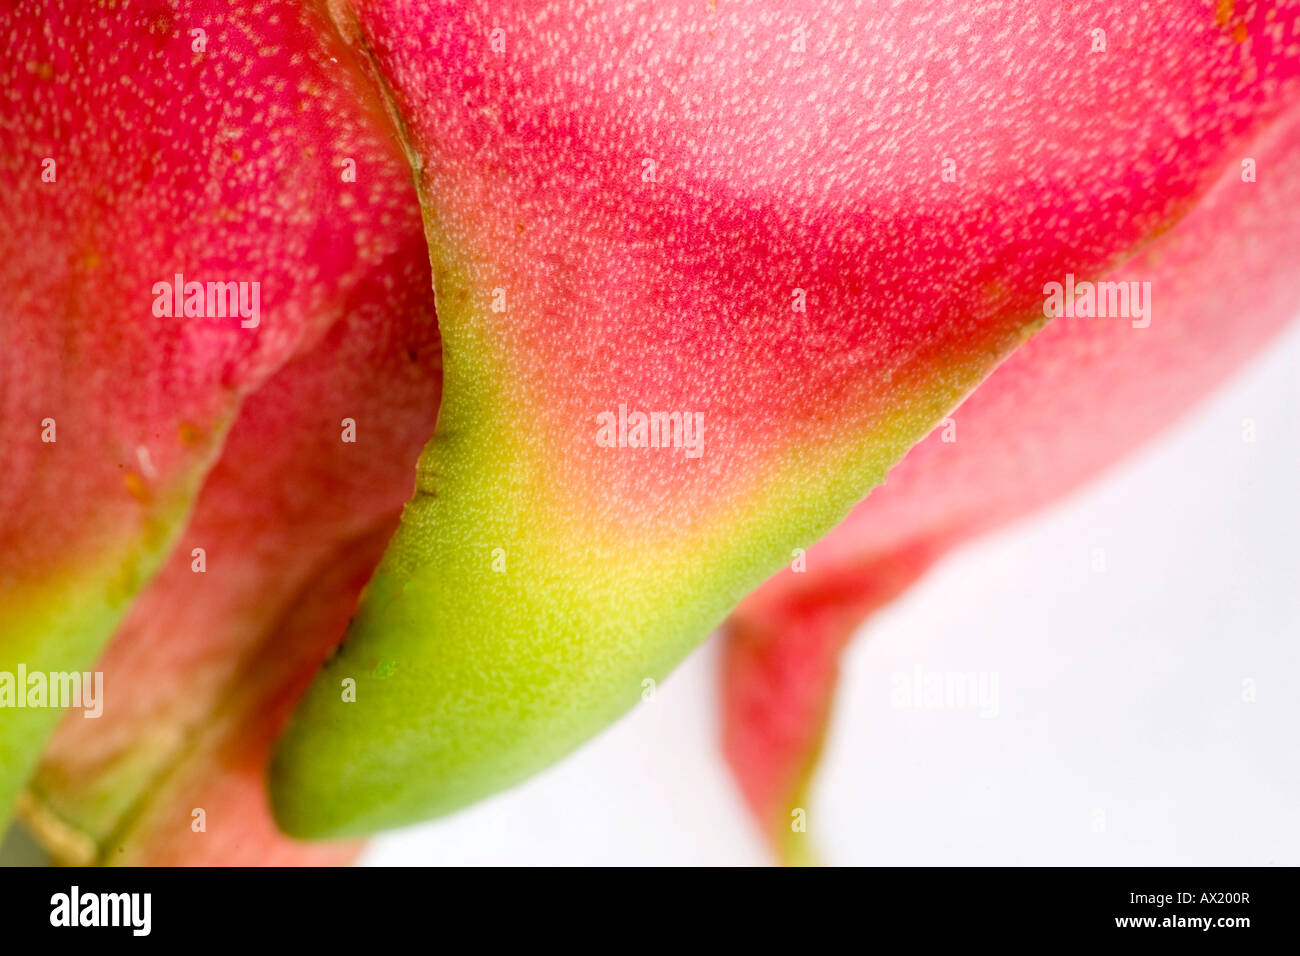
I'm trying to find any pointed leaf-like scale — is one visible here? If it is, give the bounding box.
[23,230,439,863]
[98,525,395,866]
[722,545,941,865]
[272,0,1300,836]
[723,100,1300,862]
[0,0,434,830]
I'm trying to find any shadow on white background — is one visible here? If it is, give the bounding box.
[363,320,1300,865]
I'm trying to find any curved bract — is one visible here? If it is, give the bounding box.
[0,0,436,846]
[271,0,1300,837]
[724,97,1300,862]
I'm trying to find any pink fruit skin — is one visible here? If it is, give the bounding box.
[293,0,1300,838]
[29,235,440,864]
[723,98,1300,861]
[6,0,1300,863]
[3,0,440,863]
[1,0,414,581]
[338,0,1300,526]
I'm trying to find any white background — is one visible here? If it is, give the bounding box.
[365,320,1300,866]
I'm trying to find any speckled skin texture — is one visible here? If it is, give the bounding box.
[335,0,1300,521]
[0,0,437,855]
[271,0,1300,837]
[27,239,439,864]
[724,99,1300,861]
[6,0,1300,860]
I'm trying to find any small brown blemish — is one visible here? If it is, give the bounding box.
[515,221,526,234]
[124,471,150,503]
[80,252,101,270]
[26,61,54,80]
[1215,0,1235,28]
[177,421,203,445]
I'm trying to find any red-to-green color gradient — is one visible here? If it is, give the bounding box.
[270,0,1300,838]
[5,0,1300,863]
[1,0,437,862]
[724,99,1300,862]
